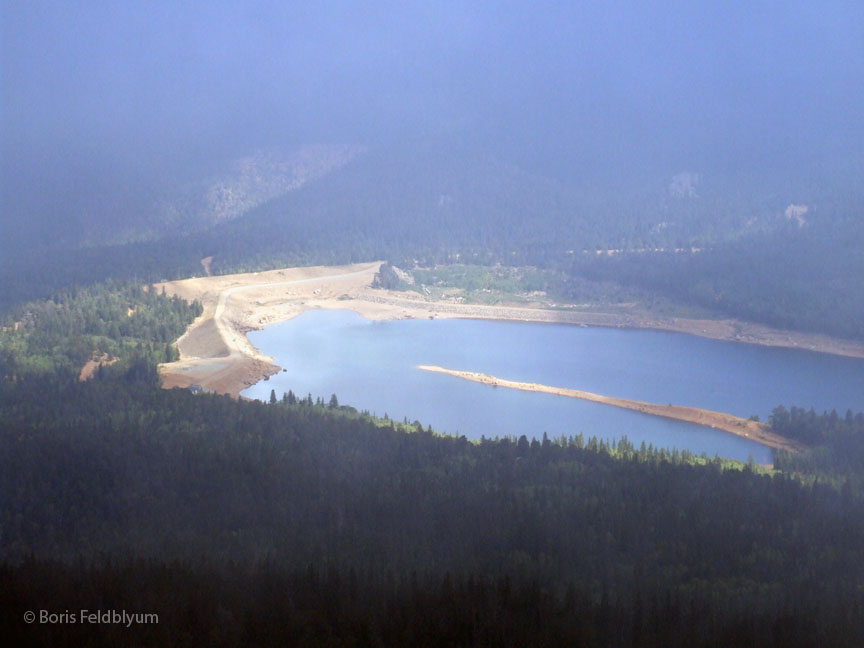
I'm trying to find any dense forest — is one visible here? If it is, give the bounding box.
[0,282,201,379]
[2,282,864,645]
[772,405,864,490]
[3,373,864,646]
[569,221,864,340]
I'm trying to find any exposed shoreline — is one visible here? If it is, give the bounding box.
[155,262,864,399]
[417,365,804,453]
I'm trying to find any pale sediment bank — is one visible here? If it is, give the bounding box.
[154,262,864,399]
[155,261,387,397]
[417,365,804,454]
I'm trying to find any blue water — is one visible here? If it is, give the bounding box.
[243,310,864,463]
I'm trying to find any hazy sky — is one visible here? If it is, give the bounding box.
[2,1,863,247]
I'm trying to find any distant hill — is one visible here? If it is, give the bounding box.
[146,144,363,240]
[2,138,862,341]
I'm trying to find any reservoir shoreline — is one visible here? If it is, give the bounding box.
[154,262,864,399]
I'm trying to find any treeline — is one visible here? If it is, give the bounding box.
[3,370,864,644]
[772,406,864,492]
[571,222,864,340]
[771,405,864,446]
[0,281,201,379]
[382,263,701,317]
[0,236,210,309]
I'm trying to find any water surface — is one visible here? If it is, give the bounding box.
[243,310,864,463]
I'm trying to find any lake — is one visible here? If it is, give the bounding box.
[242,309,864,463]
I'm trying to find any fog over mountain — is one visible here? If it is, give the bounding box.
[2,1,863,253]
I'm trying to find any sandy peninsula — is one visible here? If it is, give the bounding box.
[417,365,804,453]
[155,261,864,398]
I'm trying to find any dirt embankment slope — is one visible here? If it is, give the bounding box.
[156,261,864,398]
[156,262,386,396]
[417,366,805,453]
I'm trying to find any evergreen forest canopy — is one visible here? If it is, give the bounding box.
[3,1,864,645]
[2,265,864,646]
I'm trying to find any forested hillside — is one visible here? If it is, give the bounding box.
[3,282,864,645]
[4,372,864,646]
[570,219,864,339]
[0,282,201,378]
[3,142,863,341]
[772,406,864,490]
